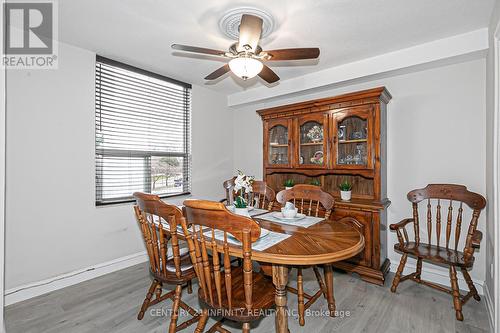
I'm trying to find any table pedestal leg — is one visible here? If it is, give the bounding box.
[272,264,289,333]
[324,264,336,317]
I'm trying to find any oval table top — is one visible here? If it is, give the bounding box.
[226,216,365,265]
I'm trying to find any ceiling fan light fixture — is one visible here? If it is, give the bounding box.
[228,57,263,80]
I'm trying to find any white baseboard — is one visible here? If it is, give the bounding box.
[4,251,148,306]
[389,260,484,295]
[4,251,487,307]
[484,284,495,333]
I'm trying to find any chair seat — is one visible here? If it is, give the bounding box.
[198,267,275,322]
[151,247,196,283]
[394,242,474,267]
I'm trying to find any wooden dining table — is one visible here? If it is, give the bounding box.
[236,212,364,333]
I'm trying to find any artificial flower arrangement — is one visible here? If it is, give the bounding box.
[233,170,255,209]
[306,125,323,142]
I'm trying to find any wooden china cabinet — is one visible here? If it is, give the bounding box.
[257,87,392,285]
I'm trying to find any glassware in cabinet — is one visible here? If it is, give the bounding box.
[266,120,292,167]
[296,114,328,168]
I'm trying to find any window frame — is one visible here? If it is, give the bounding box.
[95,56,192,206]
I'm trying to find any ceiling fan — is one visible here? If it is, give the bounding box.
[171,14,320,84]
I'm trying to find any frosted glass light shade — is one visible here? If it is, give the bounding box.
[228,57,263,80]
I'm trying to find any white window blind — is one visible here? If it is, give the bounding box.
[95,56,191,205]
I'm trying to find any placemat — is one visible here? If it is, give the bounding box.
[256,211,325,228]
[203,228,291,251]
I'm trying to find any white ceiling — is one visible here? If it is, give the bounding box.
[59,0,495,95]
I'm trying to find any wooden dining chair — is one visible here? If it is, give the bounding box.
[133,192,200,332]
[389,184,486,321]
[249,180,276,210]
[222,177,276,210]
[276,184,335,326]
[181,199,276,333]
[222,177,237,205]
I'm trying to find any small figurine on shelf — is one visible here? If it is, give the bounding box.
[338,125,346,141]
[339,180,352,201]
[283,179,295,190]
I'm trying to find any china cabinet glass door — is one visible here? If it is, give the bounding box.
[266,119,292,167]
[296,114,328,168]
[332,107,374,169]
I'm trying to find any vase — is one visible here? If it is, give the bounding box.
[234,207,250,217]
[340,190,352,201]
[285,186,293,190]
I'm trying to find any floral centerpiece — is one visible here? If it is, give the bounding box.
[233,170,254,214]
[306,125,323,142]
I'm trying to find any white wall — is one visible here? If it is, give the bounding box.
[231,59,487,288]
[486,0,500,329]
[4,41,233,292]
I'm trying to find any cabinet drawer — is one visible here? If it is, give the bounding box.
[331,208,372,267]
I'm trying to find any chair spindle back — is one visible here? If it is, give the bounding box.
[181,200,261,311]
[246,181,276,210]
[276,184,335,219]
[133,192,184,279]
[406,184,486,262]
[223,178,276,210]
[223,177,236,205]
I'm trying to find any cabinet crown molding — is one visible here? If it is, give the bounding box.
[256,86,392,120]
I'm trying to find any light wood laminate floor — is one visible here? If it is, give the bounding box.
[5,262,490,333]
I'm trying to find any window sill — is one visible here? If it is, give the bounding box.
[96,192,192,207]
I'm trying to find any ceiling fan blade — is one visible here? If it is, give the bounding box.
[258,65,279,84]
[171,44,227,57]
[237,14,263,52]
[204,64,230,80]
[264,48,320,61]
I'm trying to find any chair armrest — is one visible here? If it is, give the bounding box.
[471,230,482,248]
[389,218,414,231]
[390,218,414,247]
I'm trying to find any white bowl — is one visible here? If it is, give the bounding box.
[281,207,297,218]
